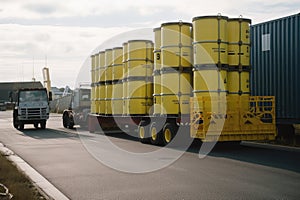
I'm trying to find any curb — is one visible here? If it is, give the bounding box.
[0,143,69,200]
[241,141,300,153]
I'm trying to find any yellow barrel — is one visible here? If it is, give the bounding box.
[90,54,96,113]
[161,22,192,68]
[153,70,161,115]
[153,27,162,70]
[112,81,123,115]
[112,47,123,81]
[161,68,192,115]
[128,40,153,61]
[122,42,128,78]
[127,40,154,77]
[122,42,128,115]
[99,83,106,115]
[228,18,251,67]
[127,77,153,115]
[192,15,228,67]
[105,49,113,115]
[99,51,106,82]
[122,78,128,115]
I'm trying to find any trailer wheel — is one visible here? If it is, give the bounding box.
[41,120,46,129]
[162,123,176,145]
[138,121,150,144]
[150,122,163,145]
[13,110,18,129]
[63,112,69,128]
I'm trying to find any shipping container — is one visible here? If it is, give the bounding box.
[251,13,300,124]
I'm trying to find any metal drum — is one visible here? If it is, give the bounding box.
[112,47,124,115]
[122,42,128,115]
[161,22,192,68]
[192,15,228,67]
[127,40,153,77]
[99,83,106,115]
[127,77,153,115]
[228,18,251,67]
[153,27,162,70]
[105,49,113,115]
[160,68,192,115]
[98,51,106,114]
[153,70,161,115]
[90,54,96,114]
[112,81,123,115]
[192,15,228,111]
[94,53,100,114]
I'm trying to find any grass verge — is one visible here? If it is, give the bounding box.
[0,153,45,200]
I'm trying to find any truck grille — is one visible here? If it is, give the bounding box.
[20,108,48,119]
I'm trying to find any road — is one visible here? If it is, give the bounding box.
[0,110,299,200]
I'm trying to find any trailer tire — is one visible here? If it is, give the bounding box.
[138,121,150,144]
[150,122,163,145]
[162,123,176,146]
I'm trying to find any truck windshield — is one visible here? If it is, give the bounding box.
[19,90,48,102]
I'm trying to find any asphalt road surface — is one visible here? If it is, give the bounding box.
[0,111,299,200]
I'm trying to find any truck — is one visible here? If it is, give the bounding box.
[11,88,52,130]
[62,87,91,129]
[87,15,277,146]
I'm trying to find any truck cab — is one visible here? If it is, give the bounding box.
[12,88,52,130]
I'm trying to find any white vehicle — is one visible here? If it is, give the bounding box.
[12,88,52,130]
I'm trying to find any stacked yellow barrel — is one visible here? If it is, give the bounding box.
[112,47,123,115]
[126,40,154,115]
[192,15,229,103]
[160,22,193,116]
[153,27,162,115]
[122,42,128,115]
[99,51,106,115]
[94,53,100,114]
[227,18,251,110]
[90,54,96,113]
[105,49,113,115]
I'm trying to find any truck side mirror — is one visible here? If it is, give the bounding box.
[48,91,53,101]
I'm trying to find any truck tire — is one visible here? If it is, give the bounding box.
[41,121,46,129]
[138,121,150,144]
[162,123,176,146]
[150,122,163,145]
[34,123,39,129]
[63,112,68,128]
[19,123,24,130]
[13,110,18,129]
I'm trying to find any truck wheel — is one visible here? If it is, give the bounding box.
[162,123,176,146]
[13,110,18,129]
[41,121,46,129]
[34,123,39,129]
[19,123,24,130]
[138,121,150,144]
[150,122,163,145]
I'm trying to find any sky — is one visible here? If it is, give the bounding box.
[0,0,299,89]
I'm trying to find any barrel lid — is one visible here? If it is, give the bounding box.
[161,21,192,27]
[91,54,95,57]
[127,39,153,44]
[112,47,123,50]
[153,27,161,32]
[228,18,252,24]
[105,48,112,52]
[99,50,105,54]
[192,15,229,21]
[122,42,128,46]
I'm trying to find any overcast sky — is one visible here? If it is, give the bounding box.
[0,0,299,88]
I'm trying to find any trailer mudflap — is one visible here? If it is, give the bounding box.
[190,96,277,142]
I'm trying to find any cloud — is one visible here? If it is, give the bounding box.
[23,3,58,14]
